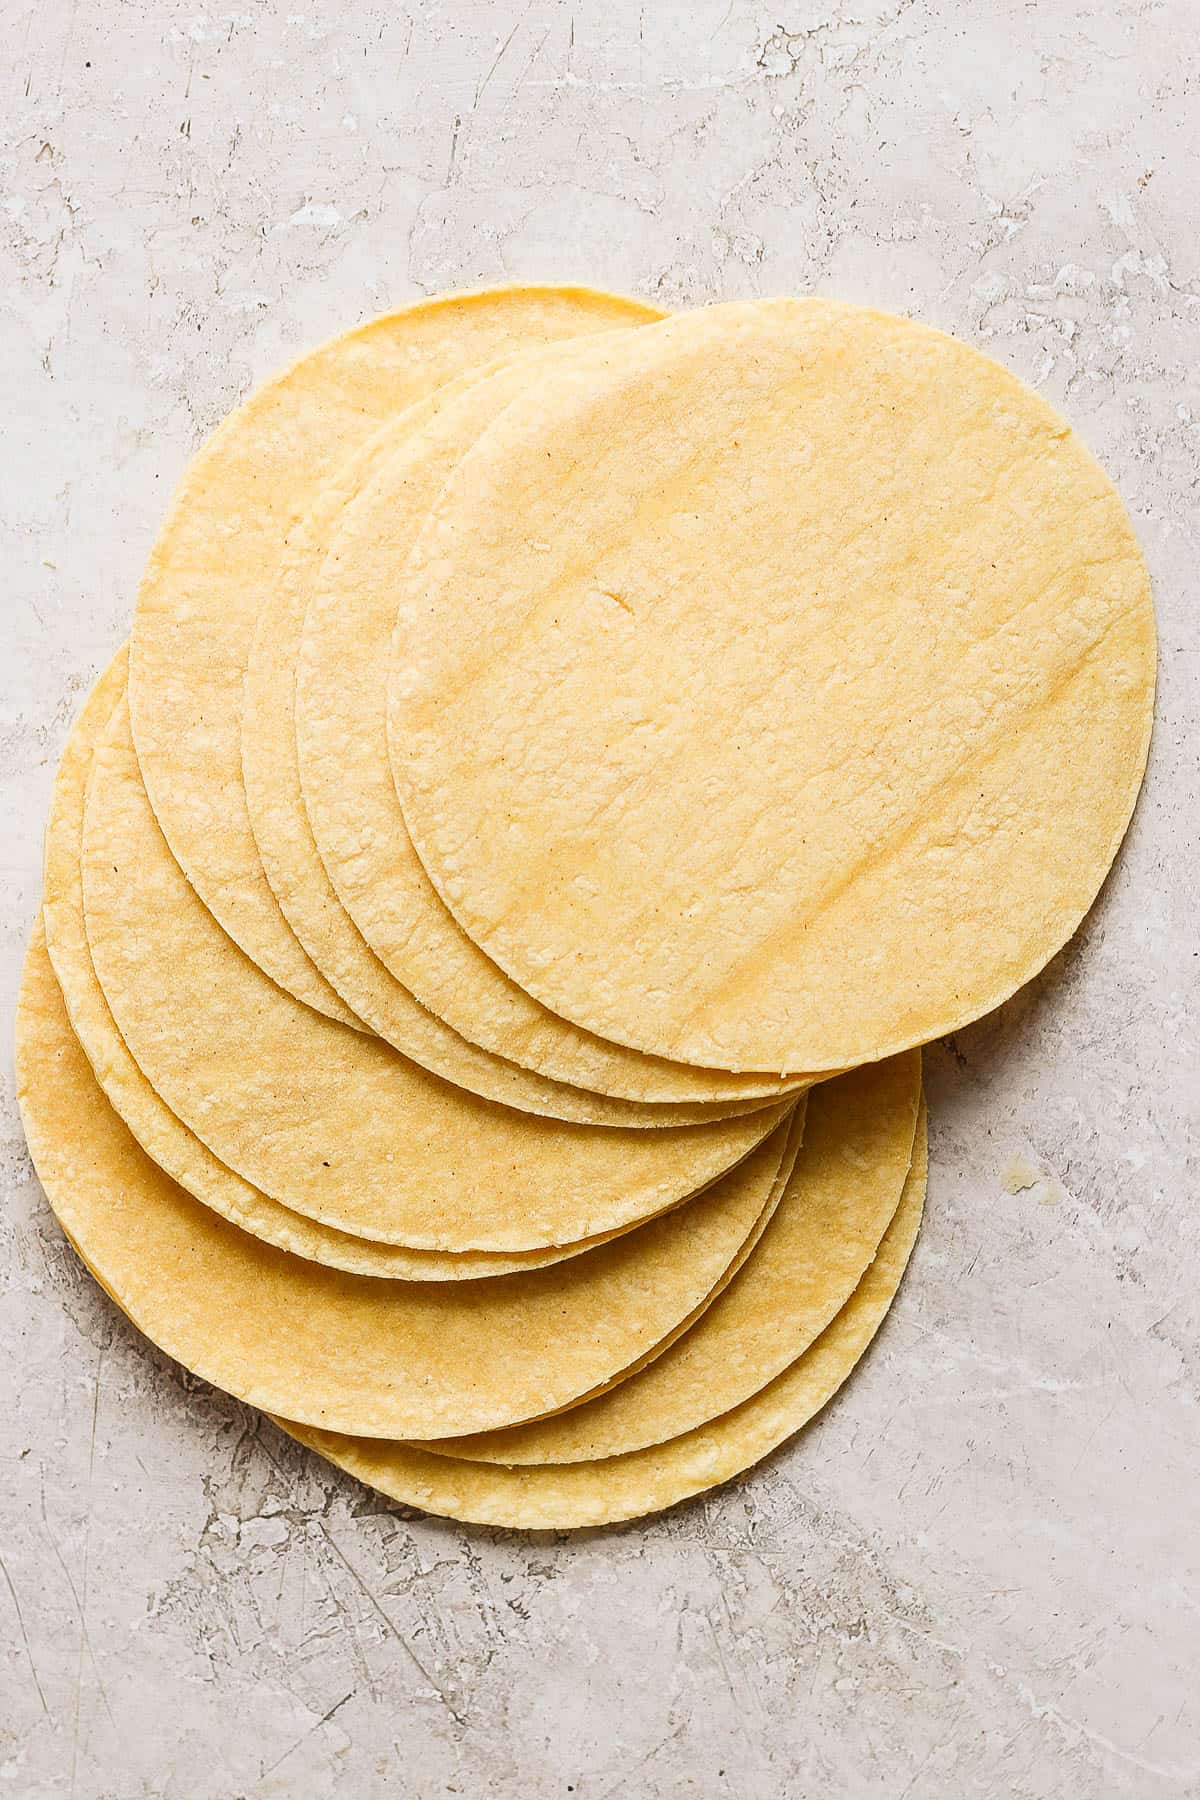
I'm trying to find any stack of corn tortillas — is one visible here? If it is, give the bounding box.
[16,284,1155,1530]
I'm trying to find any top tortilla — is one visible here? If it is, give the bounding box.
[387,298,1157,1073]
[292,354,810,1102]
[129,285,662,1025]
[81,697,789,1252]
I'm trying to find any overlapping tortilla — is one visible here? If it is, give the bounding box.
[422,1052,920,1464]
[244,369,782,1123]
[80,700,788,1252]
[291,351,808,1103]
[17,924,796,1439]
[45,655,737,1279]
[387,299,1156,1073]
[278,1115,927,1529]
[129,285,664,1023]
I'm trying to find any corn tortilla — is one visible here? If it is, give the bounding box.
[388,299,1156,1073]
[43,655,707,1281]
[294,353,809,1103]
[277,1116,927,1528]
[16,923,796,1439]
[129,285,662,1025]
[80,699,790,1251]
[423,1051,920,1464]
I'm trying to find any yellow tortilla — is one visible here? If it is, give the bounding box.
[279,1113,927,1527]
[243,374,775,1127]
[423,1051,920,1464]
[295,354,809,1104]
[80,698,790,1250]
[128,286,663,1026]
[388,299,1156,1074]
[16,923,796,1439]
[42,654,703,1281]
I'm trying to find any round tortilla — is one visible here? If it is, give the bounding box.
[294,355,809,1104]
[277,1118,927,1528]
[16,922,797,1440]
[243,372,777,1126]
[80,698,790,1250]
[388,299,1157,1074]
[42,655,706,1282]
[422,1051,920,1464]
[129,285,663,1026]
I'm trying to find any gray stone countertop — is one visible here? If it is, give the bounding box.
[1,2,1197,1794]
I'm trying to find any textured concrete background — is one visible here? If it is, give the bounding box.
[2,2,1198,1795]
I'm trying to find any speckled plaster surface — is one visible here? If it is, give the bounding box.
[2,2,1198,1795]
